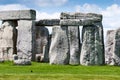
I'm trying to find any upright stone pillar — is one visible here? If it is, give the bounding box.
[17,20,36,62]
[105,29,120,65]
[105,30,115,65]
[1,10,36,65]
[61,13,81,65]
[49,26,69,65]
[68,26,80,65]
[35,26,49,62]
[80,21,104,65]
[0,20,17,60]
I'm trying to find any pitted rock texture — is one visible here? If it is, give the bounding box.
[17,20,36,61]
[35,26,49,62]
[68,26,80,65]
[0,10,36,20]
[0,20,17,60]
[80,22,104,65]
[14,59,31,65]
[105,29,120,65]
[49,26,69,65]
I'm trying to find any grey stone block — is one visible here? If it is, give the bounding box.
[14,59,31,65]
[105,29,120,66]
[49,26,69,65]
[80,22,104,65]
[0,10,36,20]
[0,58,4,63]
[68,26,80,65]
[35,26,49,62]
[60,12,102,21]
[36,19,60,26]
[17,20,36,61]
[0,20,17,61]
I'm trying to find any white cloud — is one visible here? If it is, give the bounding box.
[75,4,120,41]
[0,4,60,33]
[101,4,120,29]
[0,4,29,11]
[36,11,60,20]
[34,0,68,7]
[75,3,102,13]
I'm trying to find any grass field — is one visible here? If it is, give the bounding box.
[0,61,120,80]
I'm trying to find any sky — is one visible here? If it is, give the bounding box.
[0,0,120,41]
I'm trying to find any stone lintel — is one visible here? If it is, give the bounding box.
[60,19,101,26]
[61,12,102,21]
[36,19,60,26]
[0,10,36,20]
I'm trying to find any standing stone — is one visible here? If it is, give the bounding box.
[16,20,35,65]
[0,20,17,60]
[80,22,104,65]
[35,26,49,62]
[105,30,115,65]
[106,29,120,65]
[49,26,69,65]
[68,26,80,65]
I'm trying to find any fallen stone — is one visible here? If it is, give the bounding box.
[13,54,18,60]
[0,58,4,63]
[14,59,31,65]
[49,26,69,65]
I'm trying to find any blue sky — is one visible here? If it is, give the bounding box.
[0,0,120,12]
[0,0,120,39]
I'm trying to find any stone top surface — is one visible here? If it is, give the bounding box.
[60,12,102,21]
[36,19,60,26]
[0,9,36,20]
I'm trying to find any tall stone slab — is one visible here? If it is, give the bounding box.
[68,26,80,65]
[105,29,120,65]
[49,26,69,65]
[35,26,49,62]
[17,20,36,62]
[61,13,81,65]
[80,22,104,65]
[105,30,115,65]
[0,20,17,60]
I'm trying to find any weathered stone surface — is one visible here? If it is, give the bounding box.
[0,20,17,60]
[49,26,69,65]
[35,26,49,62]
[105,30,115,65]
[80,22,104,65]
[36,19,60,26]
[17,20,36,61]
[60,19,101,26]
[61,12,102,21]
[68,26,80,65]
[105,29,120,65]
[0,58,4,63]
[13,54,18,60]
[0,10,36,20]
[14,59,31,65]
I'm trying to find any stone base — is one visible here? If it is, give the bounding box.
[0,58,4,63]
[14,59,31,65]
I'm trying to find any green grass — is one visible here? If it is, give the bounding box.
[0,61,120,80]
